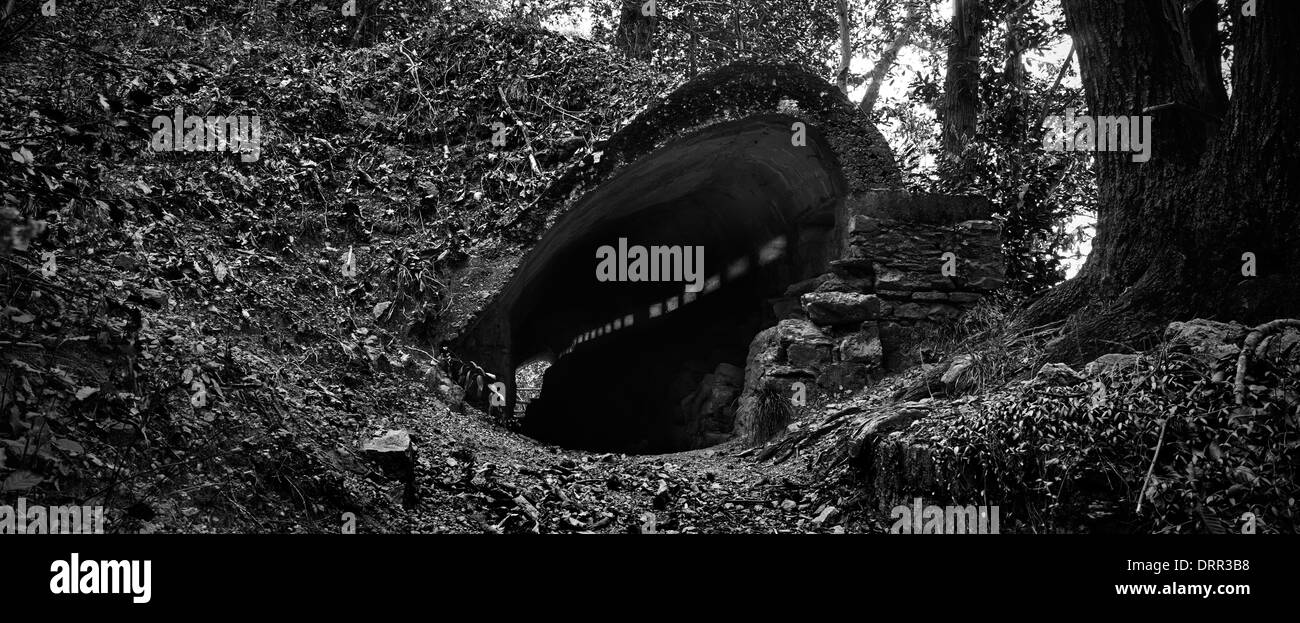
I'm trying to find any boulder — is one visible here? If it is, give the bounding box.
[734,327,782,440]
[776,319,833,367]
[876,289,913,299]
[838,332,883,367]
[425,368,466,410]
[848,214,881,236]
[1084,353,1141,378]
[892,302,927,320]
[801,292,882,325]
[702,376,741,415]
[815,276,875,294]
[947,291,983,304]
[1034,362,1085,386]
[777,318,832,346]
[764,365,819,381]
[953,258,1006,292]
[940,354,975,392]
[362,429,413,460]
[925,303,961,321]
[361,429,418,500]
[788,341,831,367]
[746,326,782,382]
[1164,319,1247,363]
[829,257,874,279]
[879,321,921,371]
[850,190,994,224]
[846,401,931,458]
[685,372,717,415]
[872,264,936,292]
[816,362,870,391]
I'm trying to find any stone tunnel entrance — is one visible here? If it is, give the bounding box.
[501,115,848,453]
[446,62,912,456]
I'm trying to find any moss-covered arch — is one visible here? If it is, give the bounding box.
[444,61,900,450]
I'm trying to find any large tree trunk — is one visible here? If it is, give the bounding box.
[616,0,655,61]
[939,0,984,164]
[1025,0,1300,363]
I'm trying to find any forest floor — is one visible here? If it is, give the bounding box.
[0,8,884,535]
[380,401,875,534]
[0,175,879,534]
[4,7,1297,535]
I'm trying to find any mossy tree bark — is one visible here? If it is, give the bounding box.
[1025,0,1300,363]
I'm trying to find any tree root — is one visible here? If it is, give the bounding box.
[1233,319,1300,405]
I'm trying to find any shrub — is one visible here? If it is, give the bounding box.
[927,345,1300,533]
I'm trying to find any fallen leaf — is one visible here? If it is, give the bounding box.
[75,387,98,401]
[1,470,43,492]
[53,438,85,455]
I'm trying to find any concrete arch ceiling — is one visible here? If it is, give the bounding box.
[447,62,900,453]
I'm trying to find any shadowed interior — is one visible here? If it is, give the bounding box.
[494,115,849,453]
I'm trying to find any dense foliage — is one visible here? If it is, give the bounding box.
[923,323,1299,533]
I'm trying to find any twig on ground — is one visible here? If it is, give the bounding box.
[1136,417,1168,514]
[497,85,542,175]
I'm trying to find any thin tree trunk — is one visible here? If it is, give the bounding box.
[616,0,655,61]
[688,13,698,78]
[349,0,386,47]
[859,2,921,116]
[836,0,851,95]
[940,0,983,164]
[733,0,744,57]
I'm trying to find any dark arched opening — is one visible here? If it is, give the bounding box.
[504,115,848,453]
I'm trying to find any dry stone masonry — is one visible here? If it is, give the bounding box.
[735,190,1004,441]
[446,62,1005,453]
